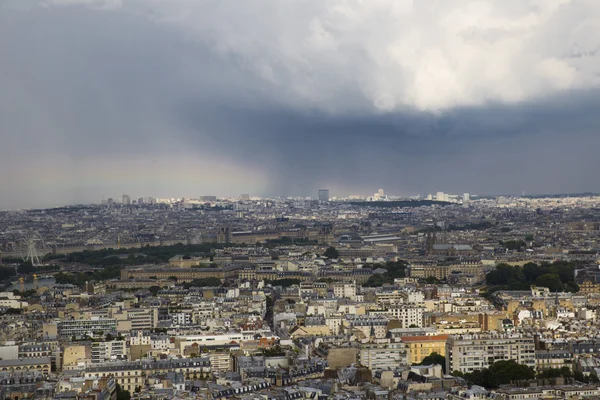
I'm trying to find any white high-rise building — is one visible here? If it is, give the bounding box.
[463,193,470,202]
[436,192,446,202]
[388,305,425,328]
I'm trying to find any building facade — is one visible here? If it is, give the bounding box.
[446,334,535,374]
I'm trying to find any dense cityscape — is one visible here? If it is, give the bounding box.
[3,0,600,399]
[2,191,600,399]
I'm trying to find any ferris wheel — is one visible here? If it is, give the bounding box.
[19,232,47,266]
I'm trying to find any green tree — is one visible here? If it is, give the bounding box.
[266,278,301,288]
[425,276,441,284]
[261,345,285,357]
[363,274,392,287]
[537,367,571,379]
[0,266,17,281]
[116,384,131,400]
[385,260,407,279]
[182,277,222,288]
[485,261,580,296]
[458,360,535,388]
[12,289,37,298]
[523,262,543,282]
[17,262,36,274]
[149,286,161,296]
[501,240,526,251]
[573,371,599,383]
[486,264,525,286]
[419,352,446,373]
[535,273,564,292]
[324,247,339,259]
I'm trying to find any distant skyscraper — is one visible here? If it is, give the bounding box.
[318,189,330,202]
[240,194,250,202]
[436,192,446,202]
[463,193,470,202]
[138,197,144,205]
[378,189,384,197]
[122,194,131,205]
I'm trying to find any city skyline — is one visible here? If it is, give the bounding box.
[1,1,600,209]
[8,188,600,211]
[3,1,600,395]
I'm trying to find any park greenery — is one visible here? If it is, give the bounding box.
[264,237,317,247]
[324,246,339,259]
[16,262,60,275]
[54,265,122,286]
[500,240,527,251]
[260,345,285,357]
[363,260,407,287]
[0,308,22,315]
[484,261,579,294]
[46,242,226,266]
[265,278,301,288]
[537,367,599,383]
[12,289,37,298]
[417,352,446,373]
[181,277,223,288]
[116,384,131,400]
[0,262,63,288]
[149,286,162,296]
[453,360,535,388]
[0,266,16,282]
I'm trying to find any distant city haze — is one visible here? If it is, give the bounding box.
[1,0,600,210]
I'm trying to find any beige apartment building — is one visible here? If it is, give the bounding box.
[446,334,535,374]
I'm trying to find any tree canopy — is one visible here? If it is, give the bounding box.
[485,261,579,295]
[182,277,222,288]
[454,360,535,388]
[500,240,527,251]
[324,247,339,259]
[418,352,446,373]
[363,261,407,286]
[0,266,16,281]
[17,262,60,275]
[55,265,122,287]
[49,242,226,266]
[149,286,161,296]
[116,384,131,400]
[266,278,300,288]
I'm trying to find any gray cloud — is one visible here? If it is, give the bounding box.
[41,0,600,112]
[0,1,599,209]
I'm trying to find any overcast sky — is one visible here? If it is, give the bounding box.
[1,0,599,209]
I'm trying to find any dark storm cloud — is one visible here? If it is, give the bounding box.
[172,89,600,197]
[1,1,599,209]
